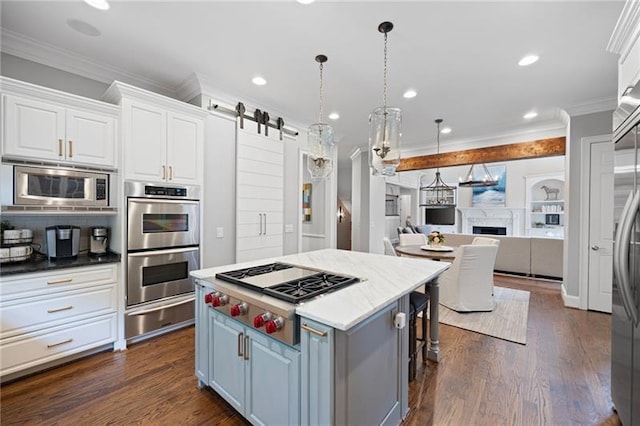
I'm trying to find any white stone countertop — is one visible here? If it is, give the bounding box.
[191,249,449,331]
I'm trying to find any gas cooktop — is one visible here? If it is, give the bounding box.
[215,262,359,304]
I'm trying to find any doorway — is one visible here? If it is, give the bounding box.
[580,135,613,313]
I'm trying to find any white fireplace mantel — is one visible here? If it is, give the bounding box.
[457,207,526,236]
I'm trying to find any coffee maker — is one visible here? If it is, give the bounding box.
[89,227,109,256]
[46,225,80,259]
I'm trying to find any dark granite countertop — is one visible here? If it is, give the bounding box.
[0,251,121,277]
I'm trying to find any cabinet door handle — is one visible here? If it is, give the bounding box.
[162,165,166,180]
[47,278,73,285]
[258,213,263,235]
[238,331,244,357]
[47,338,73,348]
[58,139,63,157]
[244,335,249,360]
[68,140,73,157]
[301,323,328,337]
[47,305,73,313]
[263,213,267,235]
[169,166,173,180]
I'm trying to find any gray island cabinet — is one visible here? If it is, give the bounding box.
[191,249,448,426]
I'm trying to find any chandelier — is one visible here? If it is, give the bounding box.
[369,21,401,177]
[307,54,336,180]
[420,119,456,206]
[458,163,499,187]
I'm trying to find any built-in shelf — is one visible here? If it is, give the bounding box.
[525,173,564,238]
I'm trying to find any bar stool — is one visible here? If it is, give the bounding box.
[408,290,429,382]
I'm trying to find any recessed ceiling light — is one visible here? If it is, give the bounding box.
[297,0,316,4]
[518,55,539,66]
[524,111,538,119]
[67,19,101,36]
[440,127,452,134]
[84,0,110,10]
[252,76,267,86]
[403,89,417,99]
[328,112,340,120]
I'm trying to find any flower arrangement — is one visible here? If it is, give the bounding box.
[428,231,445,246]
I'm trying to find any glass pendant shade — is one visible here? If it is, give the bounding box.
[369,106,402,176]
[458,163,499,187]
[307,122,335,180]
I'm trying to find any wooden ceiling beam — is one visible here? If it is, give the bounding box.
[396,136,566,172]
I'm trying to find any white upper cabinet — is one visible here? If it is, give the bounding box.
[104,81,207,185]
[2,79,117,168]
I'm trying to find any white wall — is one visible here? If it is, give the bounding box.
[2,53,109,100]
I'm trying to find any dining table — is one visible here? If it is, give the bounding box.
[395,244,458,261]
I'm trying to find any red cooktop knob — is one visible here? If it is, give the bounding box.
[212,294,228,307]
[204,293,213,305]
[254,315,265,328]
[230,305,240,316]
[265,317,283,334]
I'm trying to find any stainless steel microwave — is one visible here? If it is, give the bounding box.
[1,164,109,207]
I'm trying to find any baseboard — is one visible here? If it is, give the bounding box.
[561,284,580,308]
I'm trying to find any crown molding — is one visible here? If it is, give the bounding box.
[103,81,208,118]
[1,28,175,98]
[607,0,640,62]
[561,96,617,117]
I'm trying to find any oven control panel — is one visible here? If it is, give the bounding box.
[144,185,187,197]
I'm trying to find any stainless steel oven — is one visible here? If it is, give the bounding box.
[125,181,200,340]
[127,246,199,305]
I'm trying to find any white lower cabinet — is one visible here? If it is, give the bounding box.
[0,264,119,379]
[207,308,300,426]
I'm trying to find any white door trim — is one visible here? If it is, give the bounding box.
[578,134,612,310]
[297,148,338,253]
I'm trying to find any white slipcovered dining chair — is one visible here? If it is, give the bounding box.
[472,236,500,246]
[439,244,499,312]
[383,237,397,256]
[398,233,427,246]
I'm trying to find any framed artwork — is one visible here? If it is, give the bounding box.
[472,165,507,207]
[302,183,312,222]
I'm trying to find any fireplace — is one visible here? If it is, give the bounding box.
[458,207,526,236]
[473,226,507,235]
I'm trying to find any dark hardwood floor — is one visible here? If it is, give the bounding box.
[1,275,620,425]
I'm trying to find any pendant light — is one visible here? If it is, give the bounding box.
[369,21,401,177]
[307,54,336,180]
[458,163,499,187]
[420,119,456,206]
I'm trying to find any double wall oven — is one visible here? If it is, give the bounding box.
[125,182,200,340]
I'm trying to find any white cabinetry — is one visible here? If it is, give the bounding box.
[103,81,207,185]
[2,78,117,168]
[236,123,284,263]
[0,264,118,380]
[208,307,300,425]
[525,174,564,238]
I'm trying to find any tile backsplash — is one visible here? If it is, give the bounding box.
[3,216,111,255]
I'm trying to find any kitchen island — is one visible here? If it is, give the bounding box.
[191,249,449,426]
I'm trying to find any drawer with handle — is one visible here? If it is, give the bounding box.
[0,284,117,339]
[0,314,116,377]
[0,264,117,299]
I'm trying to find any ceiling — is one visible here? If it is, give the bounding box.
[0,0,624,184]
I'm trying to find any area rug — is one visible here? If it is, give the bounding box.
[432,286,530,345]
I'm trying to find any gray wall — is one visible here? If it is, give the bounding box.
[1,53,108,100]
[564,110,613,298]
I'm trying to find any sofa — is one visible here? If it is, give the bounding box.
[441,233,563,280]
